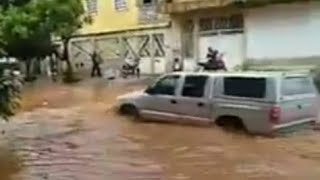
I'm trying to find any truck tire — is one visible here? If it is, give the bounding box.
[120,104,139,120]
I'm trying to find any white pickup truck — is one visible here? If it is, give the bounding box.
[117,71,319,135]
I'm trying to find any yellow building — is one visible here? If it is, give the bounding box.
[69,0,171,75]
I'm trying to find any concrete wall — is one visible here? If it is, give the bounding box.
[169,8,245,71]
[246,3,320,62]
[166,2,320,71]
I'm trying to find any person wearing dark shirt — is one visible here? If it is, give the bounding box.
[204,47,227,71]
[91,51,102,77]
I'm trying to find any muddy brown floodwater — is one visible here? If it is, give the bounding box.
[1,78,320,180]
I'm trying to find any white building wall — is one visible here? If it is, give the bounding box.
[166,16,183,70]
[246,3,320,61]
[167,15,198,72]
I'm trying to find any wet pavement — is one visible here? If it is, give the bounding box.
[1,78,320,180]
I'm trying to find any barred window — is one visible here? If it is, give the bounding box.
[85,0,98,14]
[200,14,244,33]
[143,0,153,5]
[214,14,244,30]
[115,0,127,11]
[200,18,213,32]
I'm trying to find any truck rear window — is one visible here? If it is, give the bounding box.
[282,77,315,96]
[224,77,266,98]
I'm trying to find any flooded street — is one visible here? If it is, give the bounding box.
[2,79,320,180]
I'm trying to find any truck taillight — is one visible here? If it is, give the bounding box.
[269,106,281,124]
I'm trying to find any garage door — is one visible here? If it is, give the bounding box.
[123,33,167,74]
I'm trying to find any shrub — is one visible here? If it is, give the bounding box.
[0,73,22,120]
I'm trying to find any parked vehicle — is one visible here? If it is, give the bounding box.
[117,71,319,135]
[121,57,140,79]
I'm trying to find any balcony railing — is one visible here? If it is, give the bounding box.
[136,0,170,24]
[158,0,245,13]
[158,0,311,14]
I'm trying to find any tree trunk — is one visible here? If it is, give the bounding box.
[25,59,33,81]
[63,38,72,73]
[62,37,79,83]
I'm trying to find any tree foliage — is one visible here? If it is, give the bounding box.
[0,0,31,9]
[0,73,22,120]
[0,0,88,59]
[0,0,88,118]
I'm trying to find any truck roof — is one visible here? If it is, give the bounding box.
[170,71,310,78]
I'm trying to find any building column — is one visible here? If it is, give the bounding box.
[193,15,200,63]
[166,15,183,72]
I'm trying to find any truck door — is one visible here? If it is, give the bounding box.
[175,75,211,122]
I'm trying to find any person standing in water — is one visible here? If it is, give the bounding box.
[90,50,102,77]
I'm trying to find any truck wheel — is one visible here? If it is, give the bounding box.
[215,116,247,133]
[120,104,139,120]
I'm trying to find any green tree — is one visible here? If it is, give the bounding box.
[0,0,89,118]
[0,0,31,10]
[0,4,53,80]
[0,74,22,120]
[34,0,91,82]
[0,0,89,82]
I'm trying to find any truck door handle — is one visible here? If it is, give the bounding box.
[198,102,205,107]
[170,99,177,104]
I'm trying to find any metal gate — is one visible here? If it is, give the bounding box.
[69,31,167,75]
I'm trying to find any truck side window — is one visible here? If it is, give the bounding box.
[150,75,180,95]
[224,77,266,98]
[282,77,315,96]
[182,75,208,98]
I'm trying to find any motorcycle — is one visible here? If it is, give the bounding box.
[121,57,141,79]
[196,53,227,72]
[196,61,227,72]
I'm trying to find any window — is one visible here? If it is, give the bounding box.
[114,0,127,11]
[199,14,244,34]
[200,18,213,32]
[85,0,98,14]
[143,0,153,5]
[224,77,266,98]
[215,14,243,30]
[282,77,315,96]
[182,76,208,98]
[150,75,180,95]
